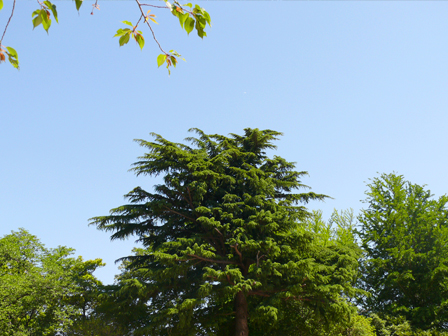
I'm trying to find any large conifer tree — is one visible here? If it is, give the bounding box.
[91,128,360,335]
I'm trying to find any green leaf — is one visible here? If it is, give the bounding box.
[74,0,82,11]
[5,47,19,69]
[0,0,3,11]
[32,12,43,29]
[40,10,51,33]
[183,2,193,8]
[6,47,18,58]
[134,33,145,50]
[114,28,130,37]
[45,1,58,24]
[122,21,134,27]
[178,13,189,29]
[157,54,166,67]
[203,11,211,26]
[119,32,131,46]
[184,17,194,35]
[171,56,177,68]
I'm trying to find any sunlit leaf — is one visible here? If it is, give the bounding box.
[119,32,131,46]
[157,54,166,67]
[184,17,194,35]
[5,47,19,69]
[0,0,3,11]
[41,10,51,33]
[134,33,145,50]
[44,1,58,24]
[122,21,134,27]
[74,0,83,11]
[6,47,18,58]
[32,11,43,29]
[171,56,177,67]
[178,13,189,29]
[114,28,130,37]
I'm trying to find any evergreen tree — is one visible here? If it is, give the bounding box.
[91,128,361,335]
[358,173,448,331]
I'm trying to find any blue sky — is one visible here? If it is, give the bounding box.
[1,0,448,283]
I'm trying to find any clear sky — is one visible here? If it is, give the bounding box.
[1,0,448,284]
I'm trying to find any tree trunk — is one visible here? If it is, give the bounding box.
[234,291,249,336]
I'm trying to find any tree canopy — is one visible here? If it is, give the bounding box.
[91,128,362,335]
[358,173,448,331]
[0,229,104,336]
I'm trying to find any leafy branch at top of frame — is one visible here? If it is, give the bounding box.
[0,0,211,72]
[0,0,19,69]
[115,0,211,74]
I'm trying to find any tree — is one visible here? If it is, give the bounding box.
[91,128,362,335]
[0,229,104,335]
[0,0,211,71]
[358,173,448,331]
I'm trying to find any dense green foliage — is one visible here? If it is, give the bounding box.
[0,229,104,336]
[90,128,362,335]
[358,173,448,331]
[3,131,448,335]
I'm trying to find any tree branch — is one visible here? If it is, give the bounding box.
[135,0,167,55]
[0,0,16,44]
[187,254,240,266]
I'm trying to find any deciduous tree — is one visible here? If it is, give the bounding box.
[0,229,104,335]
[358,173,448,331]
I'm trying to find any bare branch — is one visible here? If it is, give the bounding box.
[0,0,17,44]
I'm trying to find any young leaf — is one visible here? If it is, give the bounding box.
[44,1,58,24]
[157,54,167,67]
[134,33,145,50]
[6,46,18,58]
[0,0,3,11]
[6,47,19,69]
[203,11,211,26]
[41,10,51,33]
[122,20,134,27]
[119,32,131,46]
[184,17,194,35]
[171,56,177,67]
[178,13,189,29]
[114,28,130,37]
[32,11,43,29]
[74,0,83,11]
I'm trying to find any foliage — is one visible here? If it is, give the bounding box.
[91,128,362,335]
[370,314,448,336]
[0,0,211,72]
[0,229,104,336]
[358,173,448,331]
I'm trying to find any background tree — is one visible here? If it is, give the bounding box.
[0,0,211,71]
[0,229,104,336]
[358,173,448,331]
[91,128,362,336]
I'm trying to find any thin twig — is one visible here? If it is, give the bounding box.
[135,0,167,55]
[0,0,17,44]
[91,0,100,15]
